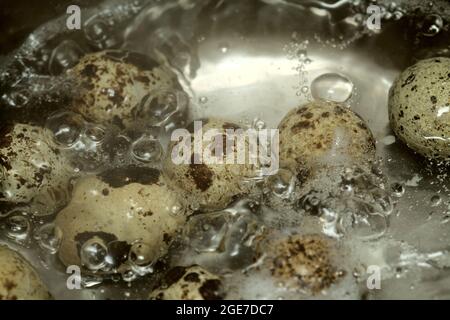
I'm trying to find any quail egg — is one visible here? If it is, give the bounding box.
[264,234,344,294]
[388,57,450,161]
[278,100,376,181]
[55,166,188,272]
[163,118,256,211]
[0,123,73,211]
[0,245,51,300]
[149,265,224,300]
[68,50,182,128]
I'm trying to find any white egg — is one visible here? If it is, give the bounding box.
[0,123,73,212]
[389,57,450,161]
[68,50,182,127]
[0,245,51,300]
[55,166,188,273]
[149,265,224,300]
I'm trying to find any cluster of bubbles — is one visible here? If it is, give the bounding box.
[79,238,155,281]
[44,88,188,173]
[178,199,265,271]
[294,166,395,240]
[284,38,312,98]
[0,208,63,255]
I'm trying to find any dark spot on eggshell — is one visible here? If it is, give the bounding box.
[430,96,437,104]
[188,162,214,192]
[98,166,161,188]
[80,63,98,79]
[199,279,224,300]
[184,272,200,283]
[164,266,187,287]
[0,123,14,149]
[163,233,172,245]
[291,120,314,133]
[222,122,241,130]
[401,73,415,88]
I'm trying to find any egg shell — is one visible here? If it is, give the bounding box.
[55,166,187,271]
[388,57,450,161]
[0,123,73,206]
[149,265,224,300]
[278,100,376,181]
[0,245,52,300]
[264,234,343,294]
[68,50,182,127]
[163,118,256,211]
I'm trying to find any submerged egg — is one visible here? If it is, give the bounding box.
[68,50,182,127]
[0,123,73,211]
[278,100,376,181]
[263,234,344,294]
[55,166,188,273]
[388,57,450,161]
[163,118,256,211]
[149,265,224,300]
[0,245,52,300]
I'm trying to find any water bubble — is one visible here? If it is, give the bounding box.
[252,118,266,130]
[84,16,119,49]
[420,14,443,37]
[131,134,162,163]
[80,238,108,271]
[35,223,63,254]
[4,214,31,242]
[391,182,405,198]
[1,89,30,108]
[128,242,155,275]
[219,43,230,54]
[134,90,188,131]
[267,168,295,199]
[199,96,208,104]
[46,111,85,148]
[185,212,230,253]
[84,124,106,144]
[49,40,84,75]
[311,73,354,103]
[110,134,132,158]
[430,195,442,207]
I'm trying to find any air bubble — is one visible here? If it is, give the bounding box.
[4,214,31,242]
[267,168,295,199]
[131,134,162,163]
[80,238,108,271]
[35,223,63,254]
[430,195,442,207]
[311,73,354,103]
[134,90,188,131]
[420,14,443,37]
[84,16,119,49]
[49,40,84,75]
[46,111,85,148]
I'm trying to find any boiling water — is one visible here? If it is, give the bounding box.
[0,0,449,299]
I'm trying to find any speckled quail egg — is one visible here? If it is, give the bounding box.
[388,57,450,161]
[68,50,182,128]
[0,245,52,300]
[55,166,188,272]
[149,265,224,300]
[262,234,344,294]
[0,123,73,210]
[278,100,376,181]
[163,118,256,211]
